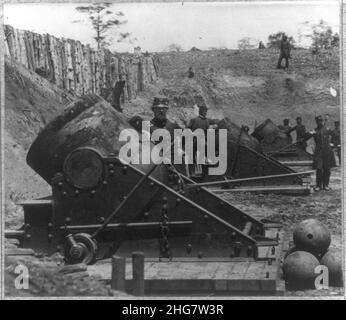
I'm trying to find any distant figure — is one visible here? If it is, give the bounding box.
[278,118,293,143]
[277,35,291,70]
[112,80,126,112]
[188,67,195,79]
[293,117,308,150]
[242,125,250,134]
[258,41,265,49]
[310,115,336,191]
[329,121,341,166]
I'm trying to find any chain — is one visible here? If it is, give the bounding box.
[159,196,171,260]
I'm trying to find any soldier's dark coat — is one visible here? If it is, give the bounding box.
[295,124,307,148]
[188,116,218,131]
[312,126,336,170]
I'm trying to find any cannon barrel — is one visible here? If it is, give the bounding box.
[27,94,162,186]
[252,119,291,149]
[218,118,262,152]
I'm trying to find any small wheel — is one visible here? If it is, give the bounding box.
[65,233,98,265]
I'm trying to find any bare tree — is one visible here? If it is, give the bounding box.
[238,37,256,50]
[167,43,183,52]
[75,3,129,49]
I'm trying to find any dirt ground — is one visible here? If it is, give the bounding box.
[4,47,343,298]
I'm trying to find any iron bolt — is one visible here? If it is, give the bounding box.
[197,251,203,259]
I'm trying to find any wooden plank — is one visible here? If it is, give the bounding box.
[5,230,25,239]
[5,248,35,256]
[210,186,311,195]
[280,160,313,166]
[17,199,52,206]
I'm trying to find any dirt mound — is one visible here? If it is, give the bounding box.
[150,48,339,130]
[4,57,74,227]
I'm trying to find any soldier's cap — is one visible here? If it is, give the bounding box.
[152,96,169,110]
[315,115,323,122]
[198,103,208,111]
[296,116,302,121]
[283,118,289,123]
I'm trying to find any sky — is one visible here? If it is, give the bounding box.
[4,1,340,52]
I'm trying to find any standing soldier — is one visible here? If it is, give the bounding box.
[293,116,308,150]
[329,121,341,166]
[188,104,219,132]
[310,115,336,191]
[187,104,219,177]
[276,35,291,70]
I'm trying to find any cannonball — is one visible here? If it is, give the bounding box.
[293,219,331,256]
[320,248,343,287]
[283,251,320,289]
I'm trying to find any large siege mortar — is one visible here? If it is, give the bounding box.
[6,95,280,264]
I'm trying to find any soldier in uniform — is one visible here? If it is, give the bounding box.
[188,104,219,132]
[278,119,293,144]
[293,116,308,150]
[150,96,180,136]
[187,104,219,177]
[310,115,336,191]
[276,35,291,70]
[329,121,341,166]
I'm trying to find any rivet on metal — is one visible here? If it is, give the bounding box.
[65,217,71,225]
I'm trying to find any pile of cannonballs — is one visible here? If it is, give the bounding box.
[283,219,343,290]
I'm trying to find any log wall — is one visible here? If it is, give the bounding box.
[4,25,158,101]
